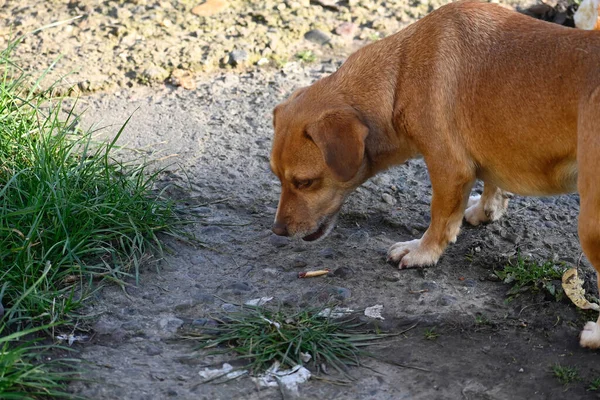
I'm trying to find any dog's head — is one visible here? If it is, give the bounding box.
[270,87,369,241]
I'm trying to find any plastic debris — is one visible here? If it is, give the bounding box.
[251,361,311,396]
[364,304,385,320]
[198,363,247,381]
[244,297,273,306]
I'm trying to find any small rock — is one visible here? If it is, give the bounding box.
[226,281,252,292]
[437,295,457,306]
[257,57,269,66]
[304,29,331,45]
[191,318,219,332]
[335,21,358,38]
[263,267,281,278]
[421,281,438,291]
[174,300,197,312]
[170,69,196,90]
[201,226,226,236]
[333,266,353,279]
[167,389,178,397]
[486,273,500,282]
[319,247,336,259]
[269,234,289,247]
[191,292,215,303]
[463,279,477,288]
[158,317,184,334]
[382,193,396,205]
[140,65,169,82]
[191,0,228,16]
[382,273,400,282]
[228,50,248,66]
[146,345,163,356]
[291,257,308,268]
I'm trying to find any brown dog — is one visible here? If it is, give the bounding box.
[270,0,600,348]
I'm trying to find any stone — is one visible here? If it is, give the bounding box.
[146,345,163,356]
[304,29,331,45]
[333,266,353,279]
[437,295,457,306]
[319,247,336,259]
[382,193,396,205]
[157,317,184,334]
[228,50,248,66]
[170,69,196,90]
[191,0,228,17]
[121,320,143,331]
[140,65,169,82]
[226,281,252,292]
[335,21,358,38]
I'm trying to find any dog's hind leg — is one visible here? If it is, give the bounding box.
[464,183,511,226]
[577,86,600,349]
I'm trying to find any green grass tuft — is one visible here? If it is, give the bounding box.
[0,38,183,397]
[495,254,566,300]
[552,364,580,386]
[185,305,390,381]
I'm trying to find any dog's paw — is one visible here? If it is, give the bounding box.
[387,239,439,269]
[465,195,487,226]
[580,321,600,349]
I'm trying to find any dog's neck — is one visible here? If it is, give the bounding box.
[325,32,421,178]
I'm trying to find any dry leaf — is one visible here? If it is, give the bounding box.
[561,268,600,311]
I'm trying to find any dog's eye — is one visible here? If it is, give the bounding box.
[294,179,314,190]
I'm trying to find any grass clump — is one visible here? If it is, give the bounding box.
[0,39,182,397]
[187,305,388,381]
[552,364,580,386]
[495,254,567,300]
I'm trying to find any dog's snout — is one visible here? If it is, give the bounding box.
[272,221,289,236]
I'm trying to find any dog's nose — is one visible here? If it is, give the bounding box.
[272,221,289,236]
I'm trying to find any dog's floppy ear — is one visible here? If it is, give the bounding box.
[306,109,369,182]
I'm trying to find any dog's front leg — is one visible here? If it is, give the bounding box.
[388,163,475,269]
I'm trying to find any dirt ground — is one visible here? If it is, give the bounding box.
[3,0,600,399]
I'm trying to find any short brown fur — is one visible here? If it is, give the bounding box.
[270,1,600,348]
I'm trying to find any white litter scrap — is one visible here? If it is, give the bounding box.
[198,363,247,381]
[56,334,89,346]
[317,307,354,319]
[261,316,281,329]
[251,361,311,396]
[299,352,312,363]
[364,304,385,320]
[244,297,274,306]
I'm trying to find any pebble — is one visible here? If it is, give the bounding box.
[291,257,308,268]
[191,292,215,303]
[228,50,249,66]
[191,0,228,16]
[146,345,163,356]
[437,295,457,306]
[140,65,169,82]
[319,247,336,259]
[421,281,438,291]
[335,21,358,38]
[225,281,253,294]
[157,317,184,333]
[485,273,501,282]
[382,193,396,205]
[304,29,331,45]
[269,234,289,247]
[93,317,118,335]
[333,266,353,279]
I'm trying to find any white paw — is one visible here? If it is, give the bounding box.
[580,321,600,349]
[465,196,487,226]
[387,239,440,269]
